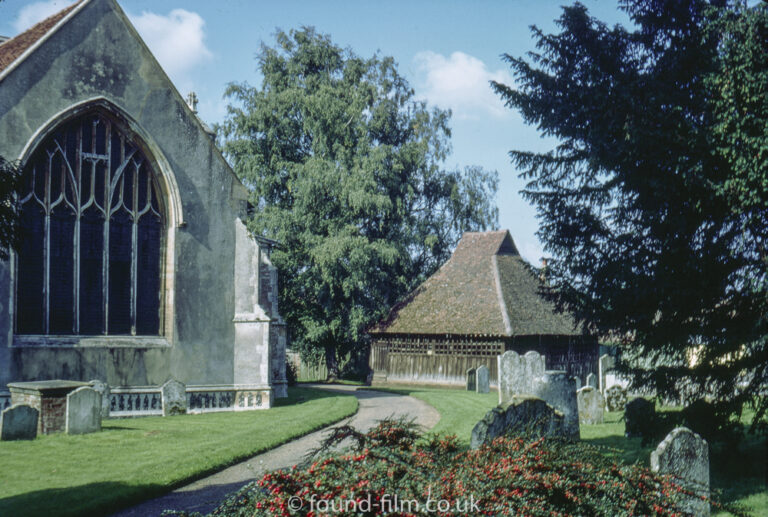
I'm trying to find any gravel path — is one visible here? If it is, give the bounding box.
[111,385,439,517]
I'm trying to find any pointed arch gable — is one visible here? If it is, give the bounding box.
[12,98,179,344]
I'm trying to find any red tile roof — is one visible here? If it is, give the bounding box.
[370,230,578,336]
[0,1,81,75]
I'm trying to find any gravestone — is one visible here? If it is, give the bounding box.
[471,395,566,448]
[577,386,604,425]
[161,379,187,416]
[586,373,598,389]
[66,387,101,435]
[651,427,710,516]
[573,376,581,389]
[497,350,545,404]
[0,404,38,440]
[89,379,111,419]
[466,368,476,391]
[624,397,655,439]
[598,354,615,392]
[532,370,579,439]
[476,365,490,394]
[605,385,628,412]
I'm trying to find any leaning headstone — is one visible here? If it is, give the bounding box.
[651,427,710,517]
[161,379,187,416]
[89,379,111,419]
[586,373,598,389]
[624,397,655,439]
[497,350,545,404]
[0,404,38,440]
[66,387,101,435]
[605,385,628,412]
[471,395,566,449]
[476,365,490,394]
[466,368,476,391]
[532,370,579,439]
[577,386,604,425]
[598,354,615,392]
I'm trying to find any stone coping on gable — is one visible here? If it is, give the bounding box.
[12,335,171,348]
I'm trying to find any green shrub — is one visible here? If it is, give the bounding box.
[171,419,726,517]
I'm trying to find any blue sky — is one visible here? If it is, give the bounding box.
[0,0,630,264]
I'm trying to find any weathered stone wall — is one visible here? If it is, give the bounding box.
[0,0,284,393]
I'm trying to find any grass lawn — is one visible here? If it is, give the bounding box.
[370,384,767,516]
[0,386,357,517]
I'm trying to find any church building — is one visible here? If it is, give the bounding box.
[0,0,287,408]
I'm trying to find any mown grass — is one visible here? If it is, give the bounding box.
[0,386,358,517]
[369,384,767,516]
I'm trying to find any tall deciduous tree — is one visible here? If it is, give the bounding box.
[221,28,498,376]
[494,0,767,424]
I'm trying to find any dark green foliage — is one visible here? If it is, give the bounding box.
[493,1,768,427]
[220,28,498,375]
[0,155,20,259]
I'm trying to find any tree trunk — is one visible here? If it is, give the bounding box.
[325,343,340,380]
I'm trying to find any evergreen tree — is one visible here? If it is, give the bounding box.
[221,28,498,376]
[494,0,767,425]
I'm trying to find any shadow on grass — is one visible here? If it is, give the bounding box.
[274,386,355,408]
[0,482,165,517]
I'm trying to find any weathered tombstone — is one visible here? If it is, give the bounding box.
[605,385,628,412]
[577,386,604,425]
[471,395,566,449]
[466,368,476,391]
[572,376,581,389]
[161,379,187,416]
[475,365,490,394]
[89,379,111,419]
[598,354,615,392]
[497,350,545,404]
[532,370,579,439]
[624,397,656,439]
[0,404,38,440]
[586,373,598,389]
[66,387,101,435]
[651,427,710,516]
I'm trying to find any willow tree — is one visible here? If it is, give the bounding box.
[221,28,498,376]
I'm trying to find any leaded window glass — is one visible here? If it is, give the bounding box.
[16,112,165,335]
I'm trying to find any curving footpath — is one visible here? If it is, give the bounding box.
[111,385,440,517]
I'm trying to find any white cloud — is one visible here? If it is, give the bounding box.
[413,51,514,120]
[128,9,213,88]
[13,0,70,33]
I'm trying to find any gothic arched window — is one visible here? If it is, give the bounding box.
[15,111,165,336]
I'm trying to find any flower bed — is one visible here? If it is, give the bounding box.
[177,420,719,517]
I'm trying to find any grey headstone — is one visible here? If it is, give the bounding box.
[66,387,101,435]
[466,368,476,391]
[476,365,490,394]
[161,379,187,416]
[89,379,111,419]
[625,397,655,438]
[1,404,38,440]
[598,354,615,392]
[651,427,710,516]
[577,386,604,425]
[497,350,545,404]
[605,385,628,412]
[471,396,566,449]
[586,373,598,389]
[532,370,579,439]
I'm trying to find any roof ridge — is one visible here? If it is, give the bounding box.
[492,254,513,335]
